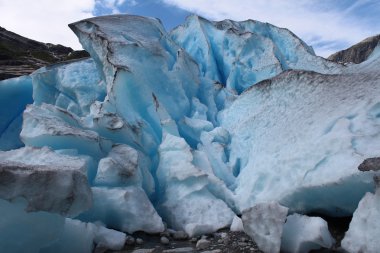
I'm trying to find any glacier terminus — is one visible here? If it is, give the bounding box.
[0,14,380,253]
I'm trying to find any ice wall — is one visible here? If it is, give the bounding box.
[0,14,379,253]
[219,69,380,214]
[0,76,33,150]
[170,15,340,94]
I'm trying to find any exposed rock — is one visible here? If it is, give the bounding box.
[111,229,262,252]
[358,157,380,171]
[328,34,380,64]
[125,235,135,245]
[160,236,170,245]
[163,247,194,253]
[0,26,89,80]
[172,231,189,240]
[196,239,211,250]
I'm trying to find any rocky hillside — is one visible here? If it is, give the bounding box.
[0,26,89,80]
[328,34,380,64]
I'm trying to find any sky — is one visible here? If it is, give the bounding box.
[0,0,379,57]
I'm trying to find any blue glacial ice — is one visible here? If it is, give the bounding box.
[0,76,33,150]
[170,15,340,94]
[0,14,379,252]
[0,198,126,253]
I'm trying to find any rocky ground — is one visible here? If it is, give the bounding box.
[100,229,262,253]
[95,214,351,253]
[328,34,380,64]
[0,26,89,80]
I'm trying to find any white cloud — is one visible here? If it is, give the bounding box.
[127,0,138,7]
[163,0,380,57]
[97,0,123,9]
[0,0,95,49]
[1,0,378,56]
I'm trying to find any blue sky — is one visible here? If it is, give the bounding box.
[0,0,379,57]
[93,0,190,30]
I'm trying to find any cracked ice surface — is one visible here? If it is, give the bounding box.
[171,15,340,94]
[0,14,379,252]
[0,76,33,150]
[219,69,380,214]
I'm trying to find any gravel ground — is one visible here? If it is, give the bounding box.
[98,216,351,253]
[101,229,262,253]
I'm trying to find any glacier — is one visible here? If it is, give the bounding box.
[0,14,379,252]
[0,76,33,150]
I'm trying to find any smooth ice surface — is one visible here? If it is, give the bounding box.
[0,147,92,216]
[341,180,380,253]
[220,68,380,214]
[0,198,125,253]
[0,76,33,150]
[0,198,64,253]
[230,216,244,232]
[242,202,288,253]
[281,214,335,253]
[42,218,126,253]
[79,186,165,234]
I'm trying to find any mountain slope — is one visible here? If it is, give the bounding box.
[328,34,380,64]
[0,26,89,80]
